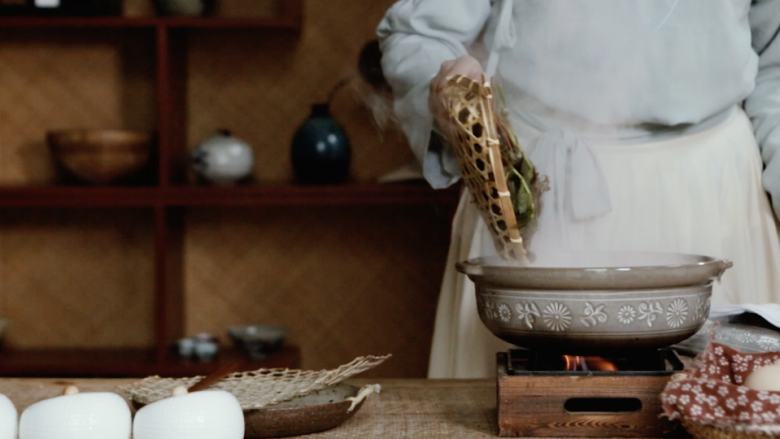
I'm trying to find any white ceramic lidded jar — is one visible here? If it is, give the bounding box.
[133,390,245,439]
[191,129,255,185]
[19,390,131,439]
[0,394,17,439]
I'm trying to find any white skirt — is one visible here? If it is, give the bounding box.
[428,108,780,379]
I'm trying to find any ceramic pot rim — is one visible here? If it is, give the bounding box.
[457,251,732,290]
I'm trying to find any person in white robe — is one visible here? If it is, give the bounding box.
[377,0,780,378]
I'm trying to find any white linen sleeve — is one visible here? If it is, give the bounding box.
[377,0,492,189]
[746,0,780,218]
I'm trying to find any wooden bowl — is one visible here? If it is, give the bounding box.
[47,130,153,185]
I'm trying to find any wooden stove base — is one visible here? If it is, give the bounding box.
[497,353,689,438]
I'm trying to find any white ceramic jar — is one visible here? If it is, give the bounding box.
[0,394,17,439]
[19,392,131,439]
[191,130,254,185]
[133,390,245,439]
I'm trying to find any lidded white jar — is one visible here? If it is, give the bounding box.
[133,390,244,439]
[0,394,17,439]
[19,392,131,439]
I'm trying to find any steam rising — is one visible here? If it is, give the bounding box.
[352,80,402,142]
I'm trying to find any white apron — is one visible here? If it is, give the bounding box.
[428,108,780,379]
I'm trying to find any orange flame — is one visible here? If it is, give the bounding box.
[563,356,619,372]
[586,356,618,372]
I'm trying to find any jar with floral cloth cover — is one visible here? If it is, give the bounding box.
[661,341,780,439]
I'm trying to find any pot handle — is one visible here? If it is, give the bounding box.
[717,260,733,282]
[456,260,483,276]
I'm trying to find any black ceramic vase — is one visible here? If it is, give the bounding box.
[291,103,351,185]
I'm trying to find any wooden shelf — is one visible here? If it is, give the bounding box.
[165,183,461,207]
[0,184,461,208]
[0,345,301,378]
[0,17,158,28]
[163,17,301,29]
[0,187,159,207]
[0,16,301,30]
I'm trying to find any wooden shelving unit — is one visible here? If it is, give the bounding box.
[0,1,458,378]
[0,184,459,207]
[0,8,302,30]
[0,346,300,378]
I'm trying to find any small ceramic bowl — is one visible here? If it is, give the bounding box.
[153,0,214,16]
[229,326,287,361]
[0,394,17,439]
[175,334,219,362]
[176,337,195,358]
[19,392,131,439]
[133,390,244,439]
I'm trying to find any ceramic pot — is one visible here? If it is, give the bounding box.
[133,390,244,439]
[291,104,351,184]
[0,395,17,439]
[458,251,733,355]
[191,130,254,185]
[19,392,131,439]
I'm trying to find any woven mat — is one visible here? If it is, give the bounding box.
[303,379,498,438]
[0,378,499,438]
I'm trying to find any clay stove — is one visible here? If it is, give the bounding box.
[497,349,689,438]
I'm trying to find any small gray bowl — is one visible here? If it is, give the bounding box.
[457,251,732,355]
[229,326,287,361]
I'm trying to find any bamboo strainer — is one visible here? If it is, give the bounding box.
[439,75,527,263]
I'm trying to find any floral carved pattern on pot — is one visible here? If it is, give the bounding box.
[498,303,512,323]
[735,330,759,344]
[543,302,572,332]
[666,299,689,328]
[580,302,608,327]
[515,302,541,329]
[482,297,498,321]
[617,305,637,324]
[638,301,663,327]
[694,296,711,321]
[757,336,780,351]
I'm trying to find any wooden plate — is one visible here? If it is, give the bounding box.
[244,383,364,438]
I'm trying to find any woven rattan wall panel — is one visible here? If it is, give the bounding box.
[184,206,451,378]
[186,0,414,183]
[0,209,155,348]
[0,30,156,186]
